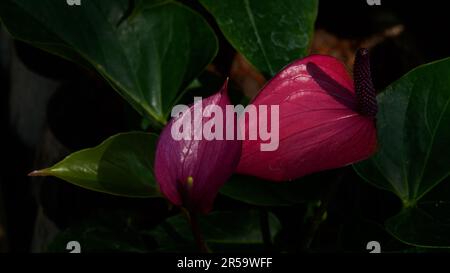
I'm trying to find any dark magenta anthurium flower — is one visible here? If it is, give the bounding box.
[237,48,378,181]
[154,81,241,214]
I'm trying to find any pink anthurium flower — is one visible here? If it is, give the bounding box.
[237,48,378,181]
[154,81,241,214]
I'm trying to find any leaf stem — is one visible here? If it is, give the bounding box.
[183,209,210,253]
[300,169,347,251]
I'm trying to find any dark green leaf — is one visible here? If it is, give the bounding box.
[146,210,281,252]
[0,0,218,125]
[386,202,450,248]
[200,0,318,77]
[220,174,330,206]
[30,132,160,198]
[48,211,148,253]
[384,177,450,248]
[354,57,450,206]
[354,58,450,247]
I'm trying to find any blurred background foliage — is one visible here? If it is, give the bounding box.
[0,0,450,253]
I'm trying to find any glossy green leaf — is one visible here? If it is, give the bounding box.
[146,210,281,252]
[386,203,450,248]
[220,174,330,206]
[200,0,318,77]
[0,0,218,125]
[354,58,450,247]
[31,132,160,198]
[384,177,450,248]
